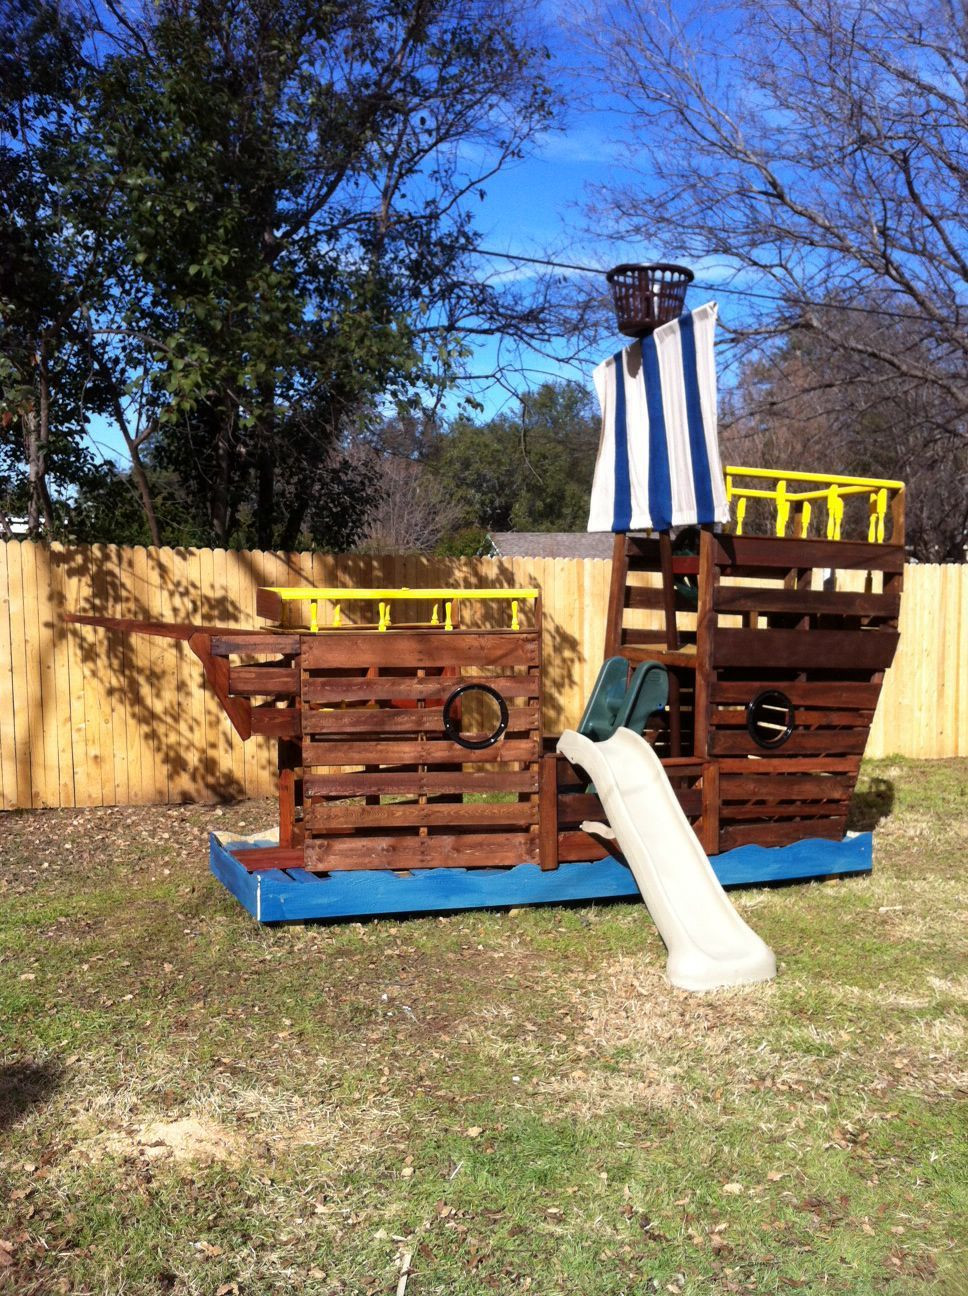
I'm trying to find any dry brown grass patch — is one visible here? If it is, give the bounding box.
[74,1115,242,1168]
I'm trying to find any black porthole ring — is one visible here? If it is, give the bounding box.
[746,689,795,750]
[442,684,510,750]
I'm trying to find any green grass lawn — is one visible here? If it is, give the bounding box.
[1,759,966,1295]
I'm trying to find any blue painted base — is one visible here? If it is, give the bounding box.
[209,831,872,924]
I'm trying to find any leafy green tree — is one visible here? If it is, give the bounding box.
[432,381,601,536]
[0,0,102,536]
[4,0,562,548]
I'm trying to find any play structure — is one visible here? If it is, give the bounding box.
[67,264,905,990]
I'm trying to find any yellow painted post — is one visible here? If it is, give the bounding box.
[868,493,877,543]
[309,598,319,633]
[444,600,453,631]
[826,484,840,539]
[876,488,887,542]
[510,599,519,631]
[775,480,789,536]
[736,496,747,535]
[431,603,439,626]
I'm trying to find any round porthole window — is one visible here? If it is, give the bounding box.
[442,683,510,750]
[745,689,795,749]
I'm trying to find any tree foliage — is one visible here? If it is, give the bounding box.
[0,0,103,535]
[431,381,600,535]
[1,0,562,545]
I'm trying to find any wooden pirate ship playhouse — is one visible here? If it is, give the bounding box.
[66,266,905,923]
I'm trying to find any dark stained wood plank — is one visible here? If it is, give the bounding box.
[625,585,697,613]
[256,587,284,623]
[713,586,901,619]
[693,530,717,760]
[711,681,882,707]
[717,756,862,774]
[234,846,306,871]
[557,789,702,821]
[305,832,540,871]
[211,633,302,655]
[302,630,539,670]
[699,759,719,855]
[65,613,196,640]
[305,769,538,797]
[229,666,300,696]
[720,802,851,821]
[719,818,846,850]
[302,704,539,735]
[659,531,680,651]
[710,728,870,756]
[302,673,540,704]
[539,754,559,871]
[556,830,611,863]
[302,738,541,766]
[555,792,608,824]
[719,773,854,800]
[278,768,296,848]
[604,532,628,658]
[305,801,538,831]
[620,645,700,670]
[250,705,301,738]
[711,534,906,573]
[711,707,875,728]
[890,491,906,546]
[625,535,662,562]
[712,628,899,671]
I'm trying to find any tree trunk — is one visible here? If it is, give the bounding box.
[255,384,277,549]
[211,407,234,545]
[23,350,55,536]
[127,444,162,548]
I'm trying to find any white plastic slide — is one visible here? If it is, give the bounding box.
[557,728,777,992]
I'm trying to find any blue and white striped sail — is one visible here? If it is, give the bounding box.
[588,301,729,533]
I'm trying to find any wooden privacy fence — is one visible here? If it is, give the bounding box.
[0,540,966,810]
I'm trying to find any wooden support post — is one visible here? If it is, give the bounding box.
[278,768,296,849]
[667,670,682,758]
[658,531,679,650]
[692,530,716,760]
[188,632,252,739]
[604,532,628,659]
[890,489,906,548]
[699,760,719,856]
[539,754,559,871]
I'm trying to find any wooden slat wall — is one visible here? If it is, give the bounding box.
[0,541,965,809]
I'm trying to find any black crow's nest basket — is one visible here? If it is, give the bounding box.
[606,263,694,337]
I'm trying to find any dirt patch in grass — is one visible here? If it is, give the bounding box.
[77,1115,243,1168]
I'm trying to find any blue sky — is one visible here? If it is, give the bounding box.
[454,18,709,420]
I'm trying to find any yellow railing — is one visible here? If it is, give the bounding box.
[724,467,905,543]
[260,586,539,633]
